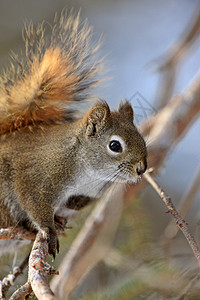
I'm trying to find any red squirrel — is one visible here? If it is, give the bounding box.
[0,10,147,258]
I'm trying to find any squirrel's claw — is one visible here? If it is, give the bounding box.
[42,226,59,259]
[48,235,59,260]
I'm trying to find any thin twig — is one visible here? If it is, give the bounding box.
[164,163,200,240]
[144,170,200,268]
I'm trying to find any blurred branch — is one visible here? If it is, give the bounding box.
[176,273,200,300]
[51,184,124,299]
[84,247,188,299]
[0,255,29,299]
[155,7,200,108]
[144,170,200,268]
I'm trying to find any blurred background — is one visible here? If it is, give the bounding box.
[0,0,200,299]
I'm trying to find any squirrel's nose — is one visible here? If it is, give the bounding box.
[136,160,147,176]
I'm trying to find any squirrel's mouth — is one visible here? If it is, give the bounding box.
[116,160,147,184]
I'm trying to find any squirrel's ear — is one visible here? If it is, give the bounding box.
[118,101,134,123]
[85,101,111,136]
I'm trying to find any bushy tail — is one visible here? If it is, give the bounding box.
[0,10,102,134]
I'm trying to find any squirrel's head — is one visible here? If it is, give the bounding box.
[82,100,147,184]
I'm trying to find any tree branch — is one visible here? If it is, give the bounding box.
[28,231,59,300]
[155,7,200,108]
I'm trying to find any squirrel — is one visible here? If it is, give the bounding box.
[0,10,147,258]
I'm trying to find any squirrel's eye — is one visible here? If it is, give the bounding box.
[109,140,122,153]
[107,135,125,156]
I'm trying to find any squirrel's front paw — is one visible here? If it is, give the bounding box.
[42,226,59,259]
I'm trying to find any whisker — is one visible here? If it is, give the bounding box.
[67,168,121,195]
[96,169,123,197]
[91,168,124,198]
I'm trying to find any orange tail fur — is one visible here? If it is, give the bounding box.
[0,10,102,134]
